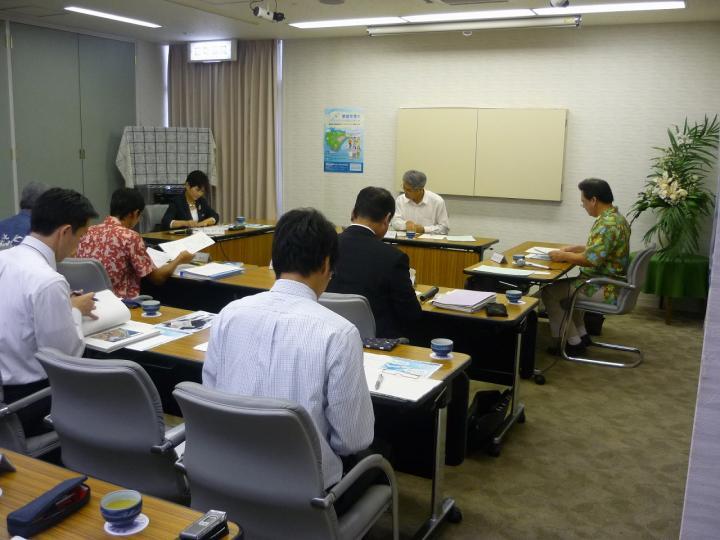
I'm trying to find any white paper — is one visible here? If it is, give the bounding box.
[470,265,535,276]
[147,247,173,268]
[81,289,131,336]
[159,231,215,258]
[527,246,555,254]
[125,328,188,351]
[194,342,209,352]
[384,230,396,239]
[363,352,443,402]
[446,235,476,242]
[531,271,552,275]
[179,262,243,278]
[193,225,232,237]
[418,234,446,240]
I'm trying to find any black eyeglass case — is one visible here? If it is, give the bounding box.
[7,475,90,537]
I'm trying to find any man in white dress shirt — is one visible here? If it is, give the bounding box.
[204,208,375,506]
[0,188,98,435]
[391,169,450,235]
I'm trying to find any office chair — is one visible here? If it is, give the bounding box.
[173,382,399,540]
[318,292,376,339]
[57,257,112,293]
[535,245,657,382]
[0,379,59,458]
[35,348,189,503]
[139,204,169,233]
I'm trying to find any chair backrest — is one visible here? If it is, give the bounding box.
[318,292,376,338]
[0,378,29,454]
[140,204,169,233]
[57,258,112,293]
[35,348,188,502]
[173,382,339,540]
[615,245,657,314]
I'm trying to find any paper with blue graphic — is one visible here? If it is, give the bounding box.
[324,108,364,173]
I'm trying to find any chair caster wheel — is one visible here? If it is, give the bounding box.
[488,442,501,457]
[518,410,526,423]
[534,374,546,385]
[447,505,463,524]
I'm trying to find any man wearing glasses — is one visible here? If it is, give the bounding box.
[391,169,450,235]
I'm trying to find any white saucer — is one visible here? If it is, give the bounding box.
[507,300,526,305]
[104,514,149,536]
[430,352,453,360]
[141,312,162,318]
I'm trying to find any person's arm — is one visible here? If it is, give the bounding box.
[146,250,195,284]
[202,315,225,388]
[549,249,592,266]
[161,198,199,229]
[391,252,423,326]
[197,198,219,227]
[34,280,91,356]
[325,327,374,456]
[421,198,450,235]
[390,197,407,231]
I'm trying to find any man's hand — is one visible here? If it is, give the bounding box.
[415,224,425,234]
[549,250,566,262]
[406,220,416,232]
[175,250,195,264]
[71,292,98,319]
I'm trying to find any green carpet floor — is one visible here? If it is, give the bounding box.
[371,305,704,539]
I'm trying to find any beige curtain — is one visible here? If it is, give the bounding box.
[169,41,277,220]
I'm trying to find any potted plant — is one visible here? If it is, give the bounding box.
[629,115,719,259]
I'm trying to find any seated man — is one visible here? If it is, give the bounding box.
[328,186,422,338]
[391,169,449,235]
[0,188,98,435]
[543,178,631,355]
[0,181,49,248]
[77,188,193,299]
[204,208,374,493]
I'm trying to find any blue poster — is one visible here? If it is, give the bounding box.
[324,108,364,173]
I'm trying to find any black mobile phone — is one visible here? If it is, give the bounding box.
[485,302,508,317]
[179,509,229,540]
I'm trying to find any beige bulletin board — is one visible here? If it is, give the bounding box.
[396,107,567,201]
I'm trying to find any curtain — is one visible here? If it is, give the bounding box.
[168,41,277,220]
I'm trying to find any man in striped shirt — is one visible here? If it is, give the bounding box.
[204,208,375,492]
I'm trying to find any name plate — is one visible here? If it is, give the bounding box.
[490,252,507,264]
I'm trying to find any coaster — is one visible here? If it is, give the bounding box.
[104,514,149,536]
[430,352,454,360]
[508,300,526,305]
[141,312,162,318]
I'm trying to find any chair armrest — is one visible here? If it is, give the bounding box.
[310,454,397,509]
[0,387,51,418]
[151,423,186,455]
[578,276,635,290]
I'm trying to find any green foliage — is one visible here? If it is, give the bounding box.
[629,115,719,259]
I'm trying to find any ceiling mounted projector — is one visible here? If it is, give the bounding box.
[252,5,285,22]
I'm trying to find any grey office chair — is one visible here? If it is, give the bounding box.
[558,245,657,369]
[57,257,112,293]
[173,382,398,540]
[35,348,189,503]
[0,379,59,458]
[319,293,376,339]
[140,204,169,233]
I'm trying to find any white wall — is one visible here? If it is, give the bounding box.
[135,40,165,127]
[282,22,720,254]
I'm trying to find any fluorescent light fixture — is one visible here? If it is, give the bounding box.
[403,9,535,23]
[65,6,161,28]
[367,16,581,36]
[534,1,685,16]
[290,17,406,29]
[188,40,237,62]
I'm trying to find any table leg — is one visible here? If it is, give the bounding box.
[491,332,526,453]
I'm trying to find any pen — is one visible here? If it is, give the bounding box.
[374,371,384,390]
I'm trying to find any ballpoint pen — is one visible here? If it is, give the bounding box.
[374,371,384,390]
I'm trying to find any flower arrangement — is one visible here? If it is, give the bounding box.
[629,115,719,259]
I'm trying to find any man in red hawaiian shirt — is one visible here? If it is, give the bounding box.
[77,188,193,298]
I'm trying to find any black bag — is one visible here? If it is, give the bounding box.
[467,389,512,452]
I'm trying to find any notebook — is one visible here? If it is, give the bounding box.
[431,289,497,313]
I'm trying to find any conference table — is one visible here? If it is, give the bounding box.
[123,306,471,540]
[142,220,275,266]
[0,449,241,539]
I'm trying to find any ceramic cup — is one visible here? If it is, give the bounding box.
[512,254,525,263]
[505,290,522,303]
[141,300,161,316]
[406,230,416,239]
[431,338,454,358]
[100,489,142,527]
[235,216,246,225]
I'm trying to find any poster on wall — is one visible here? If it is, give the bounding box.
[324,108,364,173]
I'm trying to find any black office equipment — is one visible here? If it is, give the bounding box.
[363,337,400,351]
[419,286,439,302]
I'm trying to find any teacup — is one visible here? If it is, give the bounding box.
[406,230,416,239]
[235,216,246,225]
[512,254,525,263]
[100,489,142,527]
[505,290,522,303]
[431,338,454,358]
[141,300,160,316]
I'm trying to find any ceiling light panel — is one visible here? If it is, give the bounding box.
[534,1,685,16]
[290,17,406,29]
[403,9,535,23]
[64,6,161,28]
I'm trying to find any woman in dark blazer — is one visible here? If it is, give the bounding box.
[161,170,220,230]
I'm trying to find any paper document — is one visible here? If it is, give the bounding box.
[446,235,475,242]
[159,231,215,258]
[418,234,446,240]
[245,223,271,229]
[126,328,187,351]
[194,342,209,352]
[470,265,535,277]
[147,247,173,268]
[384,230,396,239]
[178,262,244,279]
[193,225,232,237]
[363,353,442,402]
[364,353,441,378]
[527,246,555,254]
[156,311,216,333]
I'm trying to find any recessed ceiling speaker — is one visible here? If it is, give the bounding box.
[549,0,570,6]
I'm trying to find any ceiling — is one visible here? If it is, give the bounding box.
[0,0,718,43]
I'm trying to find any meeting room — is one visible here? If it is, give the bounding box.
[0,0,718,538]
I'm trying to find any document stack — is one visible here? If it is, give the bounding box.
[431,289,497,313]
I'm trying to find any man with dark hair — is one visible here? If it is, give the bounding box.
[0,181,49,248]
[204,208,374,493]
[0,187,98,435]
[77,187,193,299]
[543,178,631,355]
[328,186,422,338]
[161,170,219,230]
